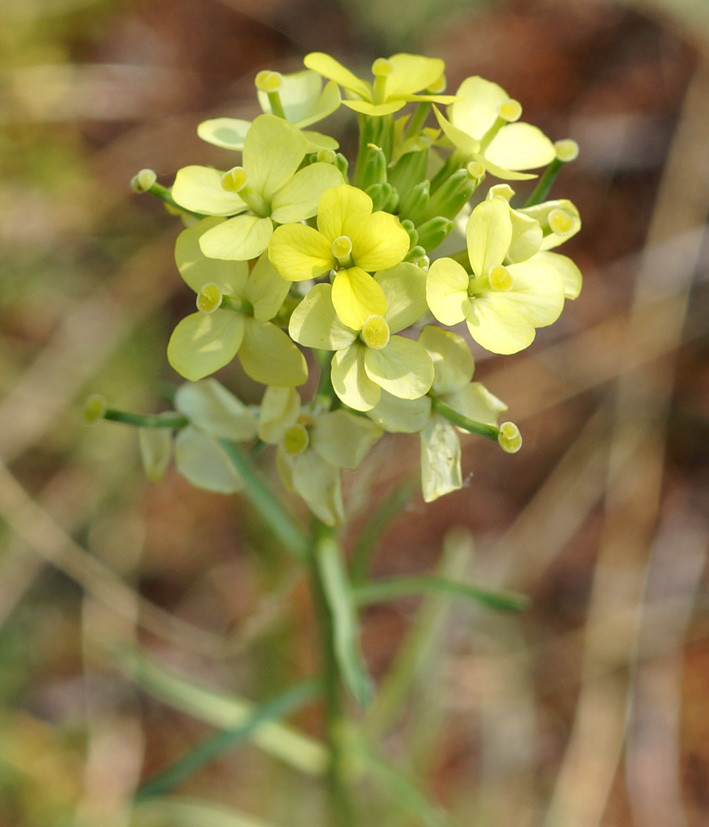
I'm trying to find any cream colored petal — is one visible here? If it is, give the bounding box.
[288,283,357,350]
[433,106,479,157]
[343,99,405,116]
[171,166,248,216]
[363,335,434,400]
[466,197,512,277]
[139,428,173,483]
[199,214,273,261]
[377,262,428,334]
[175,217,249,295]
[175,379,257,441]
[385,54,445,98]
[426,257,470,326]
[175,427,243,493]
[311,410,382,470]
[167,310,244,381]
[303,52,372,100]
[291,450,344,526]
[419,325,474,395]
[271,163,343,224]
[258,386,300,444]
[238,318,308,387]
[448,76,508,140]
[369,391,431,433]
[444,382,507,427]
[331,344,381,411]
[485,123,556,171]
[533,251,583,300]
[243,114,307,201]
[243,252,291,321]
[197,117,250,150]
[420,415,462,503]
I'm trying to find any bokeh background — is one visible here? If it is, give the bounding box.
[1,0,708,825]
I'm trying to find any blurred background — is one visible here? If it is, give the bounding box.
[1,0,708,824]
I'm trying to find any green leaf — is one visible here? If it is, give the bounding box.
[315,533,374,707]
[112,645,326,774]
[136,681,319,801]
[354,575,530,612]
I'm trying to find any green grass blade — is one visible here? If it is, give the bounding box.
[112,645,327,776]
[135,681,319,801]
[354,575,530,612]
[315,531,374,707]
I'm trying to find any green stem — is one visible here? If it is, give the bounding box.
[308,519,357,827]
[523,157,563,207]
[218,439,309,562]
[430,396,500,440]
[403,101,431,140]
[147,182,206,219]
[314,351,335,412]
[103,409,189,429]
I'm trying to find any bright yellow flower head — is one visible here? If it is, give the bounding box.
[304,52,458,117]
[269,184,410,329]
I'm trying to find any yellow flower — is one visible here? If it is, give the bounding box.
[269,184,410,329]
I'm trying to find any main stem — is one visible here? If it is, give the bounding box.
[308,519,357,826]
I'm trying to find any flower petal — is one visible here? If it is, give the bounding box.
[174,379,257,441]
[197,117,250,150]
[268,223,333,281]
[291,449,344,526]
[171,166,248,216]
[167,310,245,381]
[139,428,172,482]
[271,162,343,224]
[444,382,507,426]
[420,415,461,503]
[238,318,308,387]
[288,283,357,350]
[343,99,405,116]
[486,123,556,171]
[331,267,387,330]
[419,325,474,395]
[200,214,273,261]
[351,211,410,272]
[304,52,372,100]
[175,217,249,295]
[311,410,382,470]
[243,252,291,321]
[258,386,300,444]
[175,427,243,494]
[243,114,307,201]
[386,54,445,98]
[316,184,373,242]
[331,344,381,411]
[448,76,508,140]
[369,391,431,433]
[466,197,513,277]
[376,262,428,333]
[533,251,583,300]
[426,257,470,325]
[363,335,434,400]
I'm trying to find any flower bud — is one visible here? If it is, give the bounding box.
[130,169,157,193]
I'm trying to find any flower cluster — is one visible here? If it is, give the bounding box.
[125,52,582,524]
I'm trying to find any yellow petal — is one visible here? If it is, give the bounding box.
[369,391,431,433]
[175,427,243,494]
[426,258,470,325]
[363,335,434,400]
[486,123,556,171]
[268,223,333,281]
[238,318,308,387]
[311,410,382,470]
[243,252,291,321]
[175,217,249,295]
[385,54,445,98]
[172,166,248,216]
[331,344,381,411]
[197,117,250,150]
[200,214,274,261]
[243,114,307,201]
[288,283,357,350]
[419,325,474,395]
[291,450,344,526]
[271,162,343,224]
[420,416,461,502]
[316,184,373,242]
[258,386,300,444]
[175,379,257,441]
[331,267,387,330]
[351,211,410,272]
[167,310,244,381]
[304,52,372,100]
[449,76,508,140]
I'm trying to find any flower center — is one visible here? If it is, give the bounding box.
[221,166,270,216]
[283,423,309,455]
[361,315,390,350]
[488,265,512,292]
[331,235,354,268]
[196,283,223,313]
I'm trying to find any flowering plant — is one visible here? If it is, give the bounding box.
[87,51,582,823]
